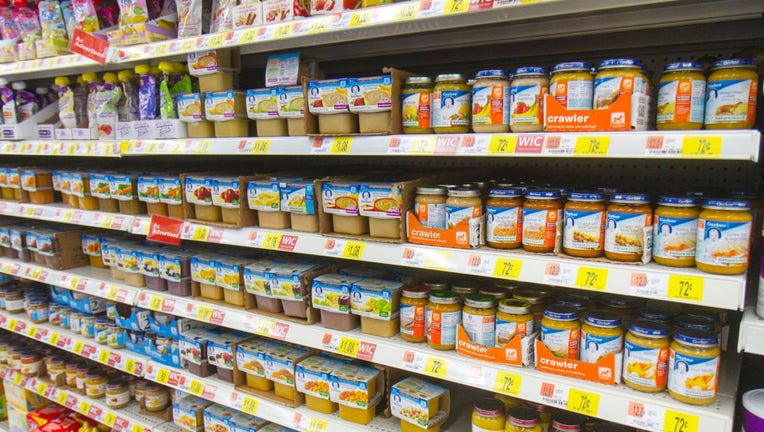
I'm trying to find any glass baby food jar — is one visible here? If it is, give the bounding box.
[695,198,752,274]
[563,191,606,258]
[472,69,511,133]
[416,186,448,230]
[604,193,652,262]
[402,76,433,134]
[509,67,548,132]
[656,62,706,130]
[594,58,647,109]
[426,290,462,351]
[541,305,580,359]
[400,286,430,343]
[653,195,700,267]
[550,62,594,110]
[668,329,720,405]
[705,59,758,129]
[432,74,470,133]
[522,189,562,253]
[486,188,523,249]
[623,320,670,393]
[446,187,482,229]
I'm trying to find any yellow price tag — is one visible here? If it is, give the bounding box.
[149,295,163,311]
[13,373,23,385]
[443,0,468,13]
[681,136,721,158]
[195,140,211,154]
[394,2,418,20]
[132,425,145,432]
[30,268,42,279]
[306,418,327,432]
[331,137,353,153]
[493,371,522,396]
[192,225,210,241]
[68,277,80,289]
[98,349,111,363]
[337,337,360,357]
[6,319,16,331]
[125,359,137,375]
[78,401,91,415]
[208,33,225,48]
[575,267,608,291]
[100,214,115,228]
[106,286,119,300]
[49,333,59,346]
[667,275,704,302]
[493,258,522,279]
[349,10,372,26]
[308,19,328,34]
[423,357,448,378]
[240,28,258,43]
[566,388,600,416]
[189,379,204,395]
[406,136,436,154]
[664,409,699,432]
[251,139,271,154]
[273,23,292,38]
[240,396,259,415]
[262,233,282,250]
[104,413,117,427]
[24,206,35,217]
[180,38,195,51]
[574,136,610,156]
[488,135,517,154]
[197,305,213,322]
[36,382,47,394]
[72,341,84,354]
[342,241,365,260]
[27,325,37,337]
[56,391,68,405]
[156,369,170,384]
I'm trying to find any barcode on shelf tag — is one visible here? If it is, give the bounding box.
[539,382,569,409]
[542,262,577,287]
[626,401,665,431]
[401,247,451,270]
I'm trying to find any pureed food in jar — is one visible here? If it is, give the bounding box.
[594,58,647,109]
[426,290,461,351]
[695,198,751,274]
[431,73,470,133]
[402,76,433,134]
[446,187,482,229]
[604,193,652,262]
[668,329,720,405]
[579,310,623,363]
[540,304,579,359]
[522,189,562,253]
[462,294,497,347]
[400,286,430,343]
[563,191,606,257]
[495,299,534,346]
[656,62,706,130]
[509,67,548,132]
[506,406,542,432]
[623,320,670,393]
[550,62,594,109]
[486,187,523,249]
[705,59,758,129]
[472,398,505,431]
[472,69,510,133]
[653,195,700,267]
[416,186,447,230]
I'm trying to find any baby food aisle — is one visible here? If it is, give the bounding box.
[0,1,762,432]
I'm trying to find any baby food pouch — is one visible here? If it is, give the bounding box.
[82,72,100,127]
[117,0,149,35]
[177,0,201,37]
[55,76,77,129]
[158,62,177,119]
[14,82,37,122]
[37,0,68,47]
[0,79,15,124]
[0,7,20,40]
[74,75,88,126]
[60,0,75,37]
[72,0,99,32]
[135,64,158,120]
[95,73,122,138]
[118,70,140,122]
[210,0,234,32]
[13,0,42,42]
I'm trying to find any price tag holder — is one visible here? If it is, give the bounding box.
[240,396,259,415]
[493,371,522,396]
[401,247,451,270]
[574,136,610,156]
[681,135,721,158]
[566,388,600,416]
[574,267,608,291]
[667,275,704,302]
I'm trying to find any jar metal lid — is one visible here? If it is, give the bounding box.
[488,188,523,198]
[568,191,605,201]
[435,73,466,82]
[658,195,700,206]
[498,298,532,314]
[475,69,509,79]
[552,62,593,73]
[416,185,447,196]
[508,407,541,426]
[513,289,547,304]
[526,189,561,199]
[429,290,460,304]
[712,58,755,69]
[551,412,583,429]
[464,293,496,309]
[422,281,448,291]
[448,187,481,197]
[478,286,510,300]
[730,190,763,200]
[556,296,588,309]
[674,314,715,331]
[629,320,670,337]
[674,328,719,346]
[684,307,721,324]
[610,193,650,204]
[543,304,579,321]
[405,76,432,85]
[584,310,622,328]
[703,198,750,210]
[599,58,641,68]
[638,308,674,323]
[515,66,547,76]
[601,295,642,309]
[473,398,505,417]
[451,283,477,295]
[664,61,704,72]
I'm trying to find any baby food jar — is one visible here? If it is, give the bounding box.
[563,191,606,258]
[522,189,562,253]
[59,306,71,328]
[495,299,534,346]
[446,187,482,229]
[81,314,95,338]
[604,193,652,262]
[472,398,505,431]
[95,318,109,344]
[579,310,623,363]
[106,378,130,409]
[402,76,433,134]
[512,288,548,328]
[415,186,447,229]
[623,320,670,393]
[549,412,582,432]
[668,329,720,405]
[26,299,49,323]
[705,59,758,129]
[486,188,523,249]
[47,356,66,381]
[506,407,542,432]
[509,67,548,132]
[431,74,470,133]
[653,195,700,267]
[452,282,478,300]
[144,385,170,412]
[65,361,78,387]
[540,305,580,359]
[472,69,511,133]
[695,198,751,274]
[85,369,107,398]
[69,312,82,334]
[20,352,42,377]
[426,290,462,351]
[594,58,647,109]
[656,62,706,130]
[76,362,89,392]
[462,294,497,347]
[550,62,594,110]
[400,286,430,343]
[107,324,126,349]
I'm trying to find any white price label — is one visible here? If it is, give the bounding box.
[644,135,682,157]
[401,247,451,270]
[626,401,665,432]
[628,272,669,298]
[542,262,577,287]
[538,382,569,409]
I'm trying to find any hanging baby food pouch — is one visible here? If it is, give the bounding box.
[0,7,20,40]
[72,0,99,32]
[0,86,16,124]
[56,78,77,129]
[37,1,68,47]
[60,0,76,37]
[95,79,122,138]
[177,0,201,37]
[13,2,42,42]
[210,0,234,33]
[138,72,158,120]
[16,88,37,121]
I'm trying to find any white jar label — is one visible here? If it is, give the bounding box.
[605,212,649,254]
[668,348,719,400]
[487,206,521,243]
[540,325,578,359]
[695,218,751,266]
[426,309,460,346]
[462,310,495,347]
[563,209,605,251]
[472,84,509,126]
[579,329,622,363]
[705,78,757,125]
[653,215,698,259]
[656,79,705,124]
[623,340,668,389]
[431,89,470,127]
[551,79,593,110]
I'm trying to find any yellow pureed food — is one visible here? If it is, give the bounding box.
[656,62,706,130]
[705,59,758,129]
[623,320,670,393]
[695,198,752,275]
[540,305,579,359]
[668,329,720,405]
[653,195,700,267]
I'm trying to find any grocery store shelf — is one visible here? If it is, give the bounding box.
[0,201,135,232]
[0,366,168,432]
[738,307,764,355]
[0,314,148,376]
[2,130,760,160]
[0,54,100,81]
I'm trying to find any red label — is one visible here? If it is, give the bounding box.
[210,310,226,325]
[70,29,110,64]
[356,341,377,361]
[161,299,176,313]
[516,135,544,154]
[434,136,459,155]
[147,215,184,246]
[279,235,298,251]
[272,322,290,340]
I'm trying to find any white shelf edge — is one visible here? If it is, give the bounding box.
[738,306,764,355]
